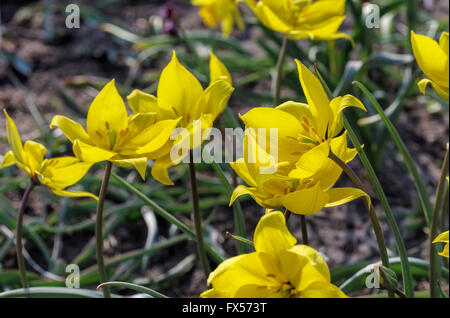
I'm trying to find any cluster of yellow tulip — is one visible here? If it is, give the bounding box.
[1,0,448,299]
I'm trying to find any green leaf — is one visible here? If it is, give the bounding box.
[97,281,167,298]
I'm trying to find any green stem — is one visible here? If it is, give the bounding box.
[284,208,292,223]
[96,162,112,298]
[328,41,337,84]
[274,35,289,106]
[353,81,433,226]
[16,181,35,289]
[189,153,211,279]
[314,65,414,297]
[430,146,449,298]
[299,215,309,245]
[440,183,449,234]
[329,152,394,298]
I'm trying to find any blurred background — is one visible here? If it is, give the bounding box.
[0,0,448,297]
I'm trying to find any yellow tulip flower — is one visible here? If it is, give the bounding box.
[230,61,367,215]
[411,31,449,100]
[50,80,180,180]
[242,0,351,41]
[127,51,234,185]
[201,211,347,298]
[192,0,244,38]
[433,231,449,258]
[1,110,96,199]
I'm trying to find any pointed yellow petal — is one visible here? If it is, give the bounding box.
[229,185,258,206]
[240,107,304,164]
[44,157,94,189]
[411,31,449,89]
[254,211,296,255]
[295,60,330,139]
[197,79,234,119]
[3,110,24,163]
[73,139,116,163]
[280,184,330,215]
[23,140,47,174]
[328,95,366,138]
[127,89,159,114]
[254,2,291,34]
[206,253,277,297]
[433,231,449,244]
[136,118,182,155]
[324,187,369,208]
[86,79,128,146]
[439,32,449,56]
[157,51,203,119]
[210,51,232,85]
[1,150,16,168]
[230,158,258,188]
[50,115,90,143]
[50,187,98,200]
[113,112,158,151]
[285,245,331,281]
[112,157,148,180]
[289,142,330,179]
[151,156,176,186]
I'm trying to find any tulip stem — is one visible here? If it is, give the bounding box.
[189,152,211,280]
[429,146,449,298]
[299,215,309,245]
[314,64,413,297]
[16,180,36,289]
[96,161,112,298]
[274,35,289,106]
[328,151,394,297]
[284,208,291,223]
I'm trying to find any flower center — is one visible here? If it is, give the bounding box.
[278,281,299,298]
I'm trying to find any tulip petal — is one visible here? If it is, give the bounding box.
[324,187,369,208]
[1,150,16,168]
[23,140,47,174]
[127,89,159,114]
[50,115,90,143]
[73,139,116,163]
[50,187,98,200]
[295,61,330,139]
[328,95,366,138]
[411,31,449,89]
[255,2,292,34]
[151,155,177,186]
[299,283,348,298]
[197,79,234,119]
[86,79,128,146]
[280,184,330,215]
[210,51,232,85]
[229,185,258,206]
[157,51,203,119]
[206,253,278,297]
[230,158,258,188]
[241,107,304,164]
[289,142,330,179]
[3,110,24,164]
[134,118,181,156]
[112,157,148,180]
[285,245,331,282]
[439,32,449,56]
[433,231,449,244]
[254,211,297,255]
[44,157,94,189]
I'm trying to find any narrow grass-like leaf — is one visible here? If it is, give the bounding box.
[98,281,167,298]
[111,172,224,263]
